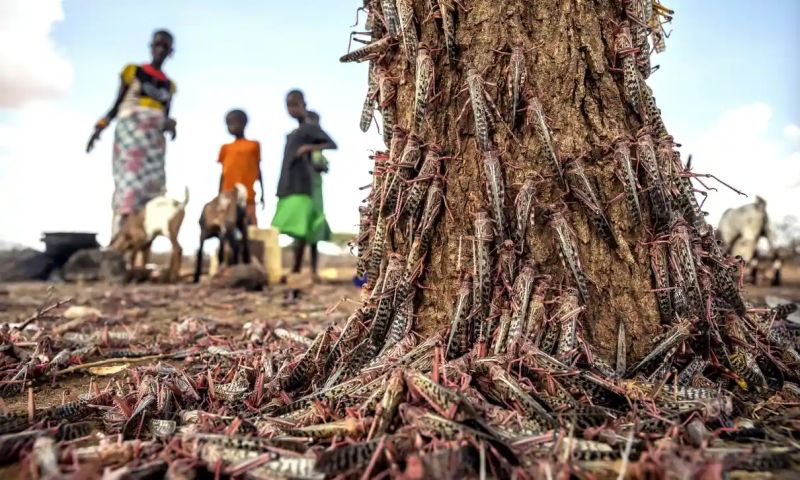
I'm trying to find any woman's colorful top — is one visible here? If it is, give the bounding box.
[118,64,176,115]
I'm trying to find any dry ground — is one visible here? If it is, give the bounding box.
[0,261,798,478]
[1,261,798,410]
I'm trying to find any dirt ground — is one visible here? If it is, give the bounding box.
[0,261,798,478]
[0,278,359,410]
[1,260,798,411]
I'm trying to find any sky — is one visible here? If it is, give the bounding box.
[0,0,798,252]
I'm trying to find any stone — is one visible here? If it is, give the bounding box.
[62,249,126,283]
[211,263,268,291]
[0,248,54,282]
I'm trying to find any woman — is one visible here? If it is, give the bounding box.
[86,29,178,239]
[271,90,337,279]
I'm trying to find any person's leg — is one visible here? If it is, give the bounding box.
[292,240,306,273]
[246,204,258,227]
[310,243,319,277]
[194,234,205,283]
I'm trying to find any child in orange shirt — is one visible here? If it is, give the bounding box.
[218,109,264,225]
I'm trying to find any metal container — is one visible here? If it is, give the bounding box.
[41,232,100,268]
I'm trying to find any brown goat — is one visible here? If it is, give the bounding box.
[109,188,189,282]
[194,183,251,283]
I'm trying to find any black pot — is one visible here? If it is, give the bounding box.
[41,232,100,268]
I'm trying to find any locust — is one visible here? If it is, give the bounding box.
[396,0,419,61]
[527,96,565,186]
[496,240,517,292]
[369,369,405,438]
[416,177,444,246]
[553,290,583,359]
[366,213,388,290]
[380,0,401,38]
[446,273,473,359]
[508,45,526,127]
[676,356,708,386]
[370,254,406,351]
[404,370,480,422]
[636,129,671,230]
[650,241,673,323]
[381,134,420,215]
[412,46,435,135]
[507,264,535,351]
[339,36,392,63]
[650,1,674,53]
[493,309,512,355]
[625,0,652,78]
[377,67,397,147]
[525,279,549,339]
[465,69,501,152]
[627,319,691,375]
[326,307,370,375]
[251,458,323,480]
[315,436,411,476]
[355,205,372,278]
[436,0,457,65]
[381,296,413,356]
[639,80,669,139]
[613,138,642,226]
[669,222,704,316]
[566,158,615,246]
[550,211,589,304]
[283,327,332,391]
[482,362,553,424]
[614,22,645,116]
[513,174,536,255]
[400,145,441,220]
[360,62,378,132]
[481,150,508,240]
[660,141,707,234]
[289,417,368,440]
[472,210,495,341]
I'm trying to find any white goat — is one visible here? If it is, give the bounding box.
[110,187,189,282]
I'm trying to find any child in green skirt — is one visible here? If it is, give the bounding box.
[271,91,336,279]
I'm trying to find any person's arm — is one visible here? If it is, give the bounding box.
[258,169,265,208]
[294,125,337,158]
[218,145,226,194]
[295,142,336,157]
[163,81,177,140]
[256,143,265,208]
[86,68,133,153]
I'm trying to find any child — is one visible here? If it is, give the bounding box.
[272,90,337,279]
[218,109,264,225]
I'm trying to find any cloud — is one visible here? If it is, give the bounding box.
[0,105,103,248]
[686,102,800,227]
[785,123,800,143]
[0,0,74,108]
[0,98,378,254]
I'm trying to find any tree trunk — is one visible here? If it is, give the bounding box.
[294,0,798,475]
[356,0,666,362]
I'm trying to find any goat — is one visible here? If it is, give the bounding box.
[194,183,251,283]
[109,187,189,282]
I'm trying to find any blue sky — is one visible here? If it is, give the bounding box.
[0,0,798,251]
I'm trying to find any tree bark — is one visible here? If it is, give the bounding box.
[356,0,665,363]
